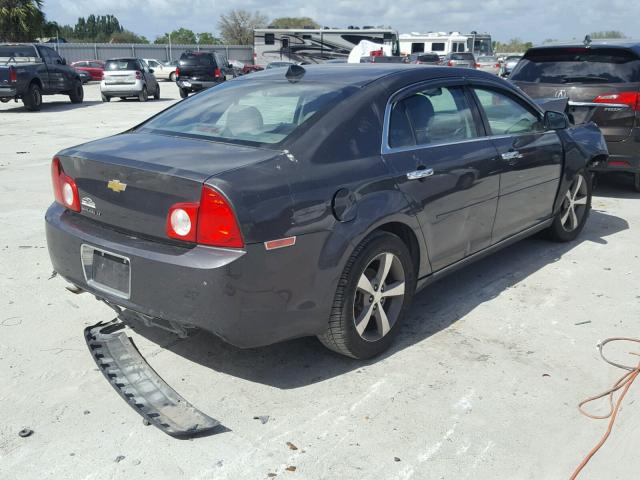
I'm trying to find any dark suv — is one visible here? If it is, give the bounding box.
[175,51,233,98]
[510,42,640,191]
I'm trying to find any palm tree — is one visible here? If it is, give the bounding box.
[0,0,45,42]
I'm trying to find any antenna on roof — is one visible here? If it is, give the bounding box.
[286,64,306,83]
[583,34,592,46]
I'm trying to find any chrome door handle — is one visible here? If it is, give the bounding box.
[406,168,434,180]
[501,151,523,160]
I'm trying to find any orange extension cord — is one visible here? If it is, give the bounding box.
[569,337,640,480]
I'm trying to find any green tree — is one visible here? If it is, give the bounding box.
[218,9,267,45]
[110,30,148,44]
[269,17,320,29]
[196,32,222,44]
[589,31,626,39]
[154,27,197,44]
[0,0,45,41]
[493,38,533,54]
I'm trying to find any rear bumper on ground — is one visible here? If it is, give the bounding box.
[176,79,219,91]
[0,86,17,98]
[590,135,640,174]
[45,204,333,348]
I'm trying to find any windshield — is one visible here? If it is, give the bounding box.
[139,80,357,146]
[180,53,214,66]
[451,53,474,61]
[0,45,39,63]
[510,48,640,83]
[105,60,138,71]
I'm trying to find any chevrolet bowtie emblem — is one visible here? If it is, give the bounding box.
[107,179,127,193]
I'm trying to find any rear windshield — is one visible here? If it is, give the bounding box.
[139,80,356,146]
[416,54,439,62]
[105,60,138,71]
[0,45,38,62]
[451,53,474,60]
[510,48,640,83]
[478,56,497,62]
[180,53,215,66]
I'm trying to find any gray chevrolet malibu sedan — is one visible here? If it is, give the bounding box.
[46,65,607,359]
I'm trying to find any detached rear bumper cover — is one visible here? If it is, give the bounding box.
[85,320,221,438]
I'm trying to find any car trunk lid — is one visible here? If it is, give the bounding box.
[103,69,138,85]
[57,132,278,241]
[515,81,640,141]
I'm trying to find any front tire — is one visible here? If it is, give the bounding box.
[69,81,84,104]
[547,169,591,242]
[139,86,148,102]
[318,231,416,359]
[23,83,42,111]
[169,72,176,82]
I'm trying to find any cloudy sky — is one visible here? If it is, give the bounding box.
[44,0,637,43]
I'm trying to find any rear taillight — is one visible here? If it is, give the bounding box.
[447,60,454,66]
[214,67,221,78]
[51,157,80,212]
[475,63,481,68]
[495,63,501,68]
[165,186,243,248]
[135,70,142,80]
[593,91,640,111]
[175,67,180,78]
[9,66,17,83]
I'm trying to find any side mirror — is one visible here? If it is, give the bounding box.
[149,68,154,73]
[544,110,569,130]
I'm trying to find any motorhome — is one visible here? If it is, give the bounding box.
[399,31,493,57]
[253,27,399,65]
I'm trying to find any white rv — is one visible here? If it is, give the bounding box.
[253,28,399,65]
[399,32,493,57]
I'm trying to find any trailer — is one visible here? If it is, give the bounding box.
[399,31,493,57]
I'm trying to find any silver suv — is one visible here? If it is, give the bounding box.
[100,58,160,102]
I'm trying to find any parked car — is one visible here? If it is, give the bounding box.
[0,43,83,111]
[100,58,160,102]
[476,55,501,75]
[510,42,640,191]
[175,51,233,98]
[143,58,177,82]
[443,52,477,68]
[46,65,607,360]
[360,56,407,63]
[70,60,104,81]
[75,69,91,84]
[500,55,522,77]
[242,64,265,74]
[407,52,441,65]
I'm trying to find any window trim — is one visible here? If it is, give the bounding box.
[381,78,486,154]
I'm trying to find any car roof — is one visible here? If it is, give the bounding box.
[528,41,640,55]
[238,64,501,87]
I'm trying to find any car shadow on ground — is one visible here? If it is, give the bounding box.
[0,100,103,113]
[593,172,639,200]
[127,210,628,390]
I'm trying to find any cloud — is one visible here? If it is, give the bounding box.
[43,0,639,43]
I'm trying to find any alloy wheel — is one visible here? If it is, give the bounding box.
[560,173,588,232]
[353,252,406,342]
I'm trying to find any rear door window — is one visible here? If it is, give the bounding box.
[473,88,543,135]
[388,86,479,148]
[510,47,640,83]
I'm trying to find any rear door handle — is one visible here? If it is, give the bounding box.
[501,151,523,161]
[406,168,434,180]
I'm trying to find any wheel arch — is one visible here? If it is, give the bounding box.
[375,222,422,278]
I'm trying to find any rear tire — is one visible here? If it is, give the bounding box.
[101,93,110,102]
[179,87,188,99]
[318,231,416,359]
[153,84,160,100]
[139,86,148,102]
[547,169,591,242]
[169,72,176,82]
[634,173,640,193]
[22,83,42,111]
[68,81,84,104]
